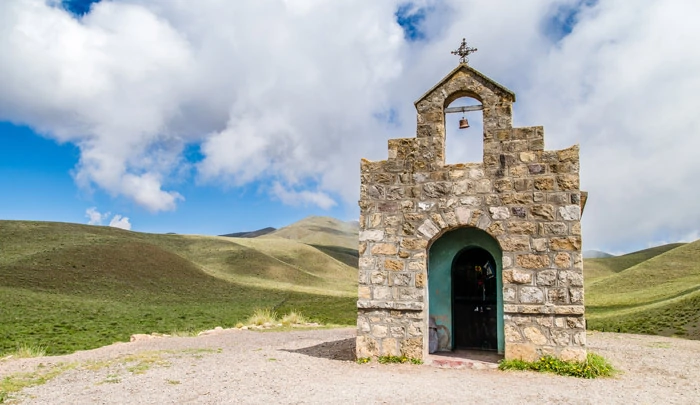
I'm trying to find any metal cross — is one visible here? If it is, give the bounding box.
[451,38,478,64]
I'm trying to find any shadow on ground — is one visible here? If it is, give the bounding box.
[283,338,356,361]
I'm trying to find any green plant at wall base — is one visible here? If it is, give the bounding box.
[498,353,615,379]
[356,357,371,364]
[376,355,423,365]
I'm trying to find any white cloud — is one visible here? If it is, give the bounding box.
[85,207,109,225]
[85,207,131,230]
[108,214,132,230]
[271,182,336,210]
[2,0,700,252]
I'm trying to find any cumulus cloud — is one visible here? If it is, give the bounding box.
[108,214,132,230]
[271,182,336,209]
[85,207,131,230]
[85,206,109,225]
[3,0,700,252]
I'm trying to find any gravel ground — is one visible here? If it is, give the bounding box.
[1,328,699,404]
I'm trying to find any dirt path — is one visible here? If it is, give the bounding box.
[1,328,699,404]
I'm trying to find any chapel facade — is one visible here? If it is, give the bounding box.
[356,55,586,362]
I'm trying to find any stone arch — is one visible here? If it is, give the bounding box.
[427,226,504,354]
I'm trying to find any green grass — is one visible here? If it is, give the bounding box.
[585,240,700,339]
[499,353,615,379]
[0,220,357,356]
[261,216,359,250]
[584,243,684,282]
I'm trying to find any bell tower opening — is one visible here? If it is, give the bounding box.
[445,97,484,164]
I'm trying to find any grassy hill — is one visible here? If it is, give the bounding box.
[0,220,357,355]
[585,241,700,339]
[262,216,359,250]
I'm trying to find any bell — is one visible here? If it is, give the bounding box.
[459,117,470,129]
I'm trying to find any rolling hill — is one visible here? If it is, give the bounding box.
[585,240,700,339]
[261,216,359,250]
[0,220,357,355]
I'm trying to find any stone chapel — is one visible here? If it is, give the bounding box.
[356,45,586,362]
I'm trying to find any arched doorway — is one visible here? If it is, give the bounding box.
[428,227,503,354]
[452,247,498,350]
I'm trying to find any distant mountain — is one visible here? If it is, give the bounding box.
[261,216,359,250]
[220,227,276,238]
[583,250,614,259]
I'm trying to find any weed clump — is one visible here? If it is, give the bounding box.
[357,355,422,365]
[246,308,278,326]
[498,353,615,379]
[280,311,308,326]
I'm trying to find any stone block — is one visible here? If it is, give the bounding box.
[455,207,472,225]
[370,271,387,285]
[382,338,400,356]
[502,255,513,268]
[360,230,384,242]
[505,324,523,342]
[554,253,571,268]
[517,254,551,269]
[523,326,548,345]
[401,337,423,359]
[356,336,379,358]
[504,269,533,284]
[559,270,584,287]
[511,206,527,218]
[557,174,579,191]
[559,347,586,362]
[423,182,451,198]
[417,219,440,238]
[390,326,406,338]
[384,259,404,271]
[415,272,426,288]
[371,243,398,255]
[520,286,545,304]
[373,287,392,300]
[530,205,555,220]
[359,257,377,270]
[489,206,510,220]
[547,288,568,304]
[460,196,481,206]
[541,222,568,235]
[358,317,371,333]
[520,151,537,162]
[408,260,425,271]
[534,177,555,190]
[536,269,557,286]
[504,286,517,302]
[358,286,371,299]
[499,235,531,251]
[549,236,581,251]
[507,221,537,235]
[551,330,570,346]
[506,343,537,362]
[372,324,388,338]
[559,205,581,221]
[391,273,411,287]
[453,179,474,195]
[532,238,548,252]
[400,238,428,250]
[487,221,506,235]
[569,288,584,304]
[567,317,585,329]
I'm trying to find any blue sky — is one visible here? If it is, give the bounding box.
[1,0,699,253]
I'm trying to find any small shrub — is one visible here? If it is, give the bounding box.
[356,357,371,364]
[246,308,278,326]
[376,355,422,365]
[235,322,244,328]
[499,353,615,379]
[280,311,308,326]
[6,344,47,359]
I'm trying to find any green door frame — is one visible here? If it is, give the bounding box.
[428,227,504,353]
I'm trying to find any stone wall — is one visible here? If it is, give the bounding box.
[356,64,586,362]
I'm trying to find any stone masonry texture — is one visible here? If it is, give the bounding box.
[356,63,586,362]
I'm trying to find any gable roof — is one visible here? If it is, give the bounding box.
[414,63,516,105]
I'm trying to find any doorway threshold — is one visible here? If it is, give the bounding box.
[427,350,502,370]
